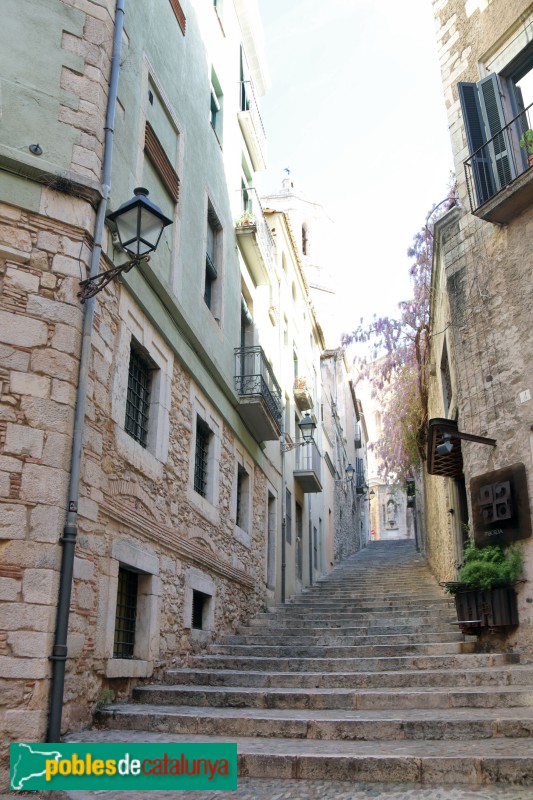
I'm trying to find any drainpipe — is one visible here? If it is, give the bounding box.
[47,0,125,742]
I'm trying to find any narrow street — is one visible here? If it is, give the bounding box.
[61,540,533,798]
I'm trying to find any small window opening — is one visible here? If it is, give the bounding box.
[113,568,138,659]
[192,590,210,630]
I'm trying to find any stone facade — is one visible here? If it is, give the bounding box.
[0,0,356,756]
[428,0,533,653]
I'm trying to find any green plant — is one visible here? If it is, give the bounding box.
[96,687,115,708]
[235,210,255,226]
[519,128,533,154]
[455,541,523,591]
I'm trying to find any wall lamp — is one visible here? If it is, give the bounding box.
[436,432,454,456]
[78,188,173,302]
[280,412,317,452]
[335,463,355,486]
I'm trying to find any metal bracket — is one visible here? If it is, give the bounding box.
[77,255,149,302]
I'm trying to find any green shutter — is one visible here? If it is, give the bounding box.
[478,73,516,189]
[458,81,495,205]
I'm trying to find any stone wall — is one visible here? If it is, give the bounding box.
[430,0,533,653]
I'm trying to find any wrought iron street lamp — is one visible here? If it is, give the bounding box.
[78,187,173,302]
[280,412,317,452]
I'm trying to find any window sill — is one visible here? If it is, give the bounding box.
[105,659,153,679]
[234,524,251,549]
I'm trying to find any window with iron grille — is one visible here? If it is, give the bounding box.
[125,344,152,448]
[192,589,210,630]
[194,417,210,497]
[236,464,249,529]
[113,568,138,659]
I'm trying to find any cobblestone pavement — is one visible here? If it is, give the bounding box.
[2,782,528,800]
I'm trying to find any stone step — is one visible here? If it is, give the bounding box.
[235,623,458,637]
[65,729,533,785]
[223,631,466,646]
[209,640,474,658]
[94,703,533,741]
[164,664,533,689]
[132,684,533,711]
[188,652,519,673]
[249,610,455,624]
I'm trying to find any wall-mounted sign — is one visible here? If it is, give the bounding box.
[470,463,531,546]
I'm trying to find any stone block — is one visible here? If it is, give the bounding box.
[0,504,28,540]
[7,631,52,658]
[10,371,51,399]
[0,577,21,601]
[78,494,99,522]
[39,186,95,232]
[31,348,78,384]
[26,294,82,329]
[51,322,82,355]
[52,253,83,278]
[51,378,77,406]
[42,431,71,469]
[0,343,30,372]
[37,230,60,253]
[0,310,48,347]
[2,603,54,632]
[40,271,57,290]
[66,632,86,658]
[5,423,45,459]
[0,679,24,707]
[20,463,68,506]
[20,396,73,434]
[23,568,58,605]
[0,223,32,252]
[0,470,11,498]
[5,266,40,294]
[30,504,63,543]
[0,455,23,472]
[73,556,94,581]
[4,709,48,740]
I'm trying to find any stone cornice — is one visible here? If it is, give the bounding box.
[101,495,255,590]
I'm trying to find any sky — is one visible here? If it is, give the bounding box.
[256,0,454,340]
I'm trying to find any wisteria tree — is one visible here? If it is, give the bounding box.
[343,181,457,483]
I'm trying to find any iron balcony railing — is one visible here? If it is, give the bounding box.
[295,438,322,477]
[234,345,282,424]
[238,80,267,168]
[236,187,276,275]
[464,101,533,212]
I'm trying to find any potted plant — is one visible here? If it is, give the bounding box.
[235,210,255,227]
[443,541,523,633]
[519,128,533,167]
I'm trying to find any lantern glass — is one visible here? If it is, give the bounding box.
[108,188,172,258]
[298,413,316,443]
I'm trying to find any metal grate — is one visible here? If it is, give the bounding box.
[194,418,210,497]
[236,465,247,528]
[113,568,138,659]
[125,346,152,447]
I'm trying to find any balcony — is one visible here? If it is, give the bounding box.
[464,102,533,223]
[294,439,322,493]
[234,346,282,442]
[235,188,275,285]
[238,81,267,171]
[293,376,313,412]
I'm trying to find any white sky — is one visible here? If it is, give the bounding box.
[256,0,454,341]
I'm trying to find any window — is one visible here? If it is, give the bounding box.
[236,464,249,530]
[194,417,211,497]
[459,39,533,211]
[113,568,138,659]
[144,121,180,204]
[192,590,211,630]
[286,488,292,544]
[205,202,222,315]
[210,69,223,144]
[125,343,153,448]
[441,339,453,416]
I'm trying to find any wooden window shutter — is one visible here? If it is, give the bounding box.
[478,73,517,188]
[169,0,186,34]
[458,81,495,205]
[144,121,180,203]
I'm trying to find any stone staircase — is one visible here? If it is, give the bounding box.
[76,540,533,786]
